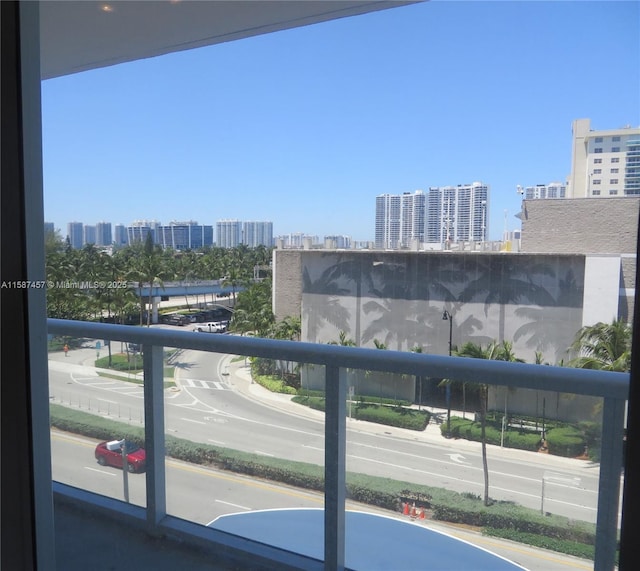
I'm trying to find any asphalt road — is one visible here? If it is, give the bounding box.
[48,345,607,525]
[51,430,593,571]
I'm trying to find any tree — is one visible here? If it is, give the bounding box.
[569,318,631,372]
[136,234,170,326]
[230,280,274,336]
[454,340,521,506]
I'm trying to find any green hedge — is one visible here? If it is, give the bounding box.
[290,397,430,431]
[442,416,589,457]
[545,427,587,457]
[483,528,601,561]
[253,374,298,395]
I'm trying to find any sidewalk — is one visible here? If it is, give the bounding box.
[224,357,600,476]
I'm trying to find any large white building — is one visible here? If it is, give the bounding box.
[521,182,566,200]
[425,182,489,246]
[242,221,273,248]
[375,190,425,249]
[568,118,640,198]
[216,219,242,248]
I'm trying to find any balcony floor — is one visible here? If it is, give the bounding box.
[54,498,238,571]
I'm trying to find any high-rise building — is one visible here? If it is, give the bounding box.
[375,191,425,249]
[426,182,489,246]
[568,118,640,198]
[96,222,112,246]
[127,220,160,244]
[44,222,55,235]
[83,225,96,245]
[375,194,401,249]
[157,221,214,250]
[400,190,426,247]
[522,182,566,200]
[114,224,127,247]
[242,221,273,248]
[216,219,242,248]
[324,235,352,249]
[67,222,83,249]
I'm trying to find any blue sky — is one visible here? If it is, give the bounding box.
[42,0,639,242]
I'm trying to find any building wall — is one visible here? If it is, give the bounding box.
[272,249,303,321]
[568,118,640,198]
[274,250,604,365]
[520,197,639,254]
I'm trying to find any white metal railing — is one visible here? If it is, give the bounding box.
[48,319,629,571]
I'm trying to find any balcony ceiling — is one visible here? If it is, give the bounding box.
[40,0,415,80]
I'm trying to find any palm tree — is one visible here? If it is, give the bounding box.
[230,280,274,336]
[569,318,631,372]
[455,340,507,506]
[138,234,170,326]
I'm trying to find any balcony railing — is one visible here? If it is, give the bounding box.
[48,318,628,571]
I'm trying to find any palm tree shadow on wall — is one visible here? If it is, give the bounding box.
[513,268,584,363]
[459,256,556,344]
[302,265,350,343]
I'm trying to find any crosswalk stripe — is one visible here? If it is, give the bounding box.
[180,379,229,390]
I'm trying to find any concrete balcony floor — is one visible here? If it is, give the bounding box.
[54,498,238,571]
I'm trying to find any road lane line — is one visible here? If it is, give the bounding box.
[302,445,324,451]
[215,500,251,511]
[180,417,207,425]
[348,454,595,512]
[352,441,597,491]
[84,467,116,477]
[254,451,275,457]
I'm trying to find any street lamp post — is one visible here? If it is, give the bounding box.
[442,310,453,436]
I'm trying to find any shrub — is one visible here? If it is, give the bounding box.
[253,374,298,395]
[443,416,544,452]
[354,403,430,431]
[545,427,586,457]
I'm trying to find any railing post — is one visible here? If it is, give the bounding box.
[143,344,166,527]
[324,365,346,571]
[594,396,626,571]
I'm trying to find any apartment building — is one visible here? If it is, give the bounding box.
[375,190,424,249]
[426,182,489,245]
[157,220,214,250]
[66,221,83,249]
[113,224,127,247]
[95,221,112,246]
[216,219,242,248]
[127,219,160,244]
[242,221,273,248]
[568,118,640,198]
[521,182,566,200]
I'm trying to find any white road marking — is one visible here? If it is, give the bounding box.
[302,445,324,451]
[348,454,596,512]
[208,439,226,446]
[84,467,116,477]
[254,451,275,457]
[180,417,207,425]
[215,500,251,511]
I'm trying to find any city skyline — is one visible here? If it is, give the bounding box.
[42,1,639,242]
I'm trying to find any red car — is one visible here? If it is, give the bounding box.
[95,439,146,473]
